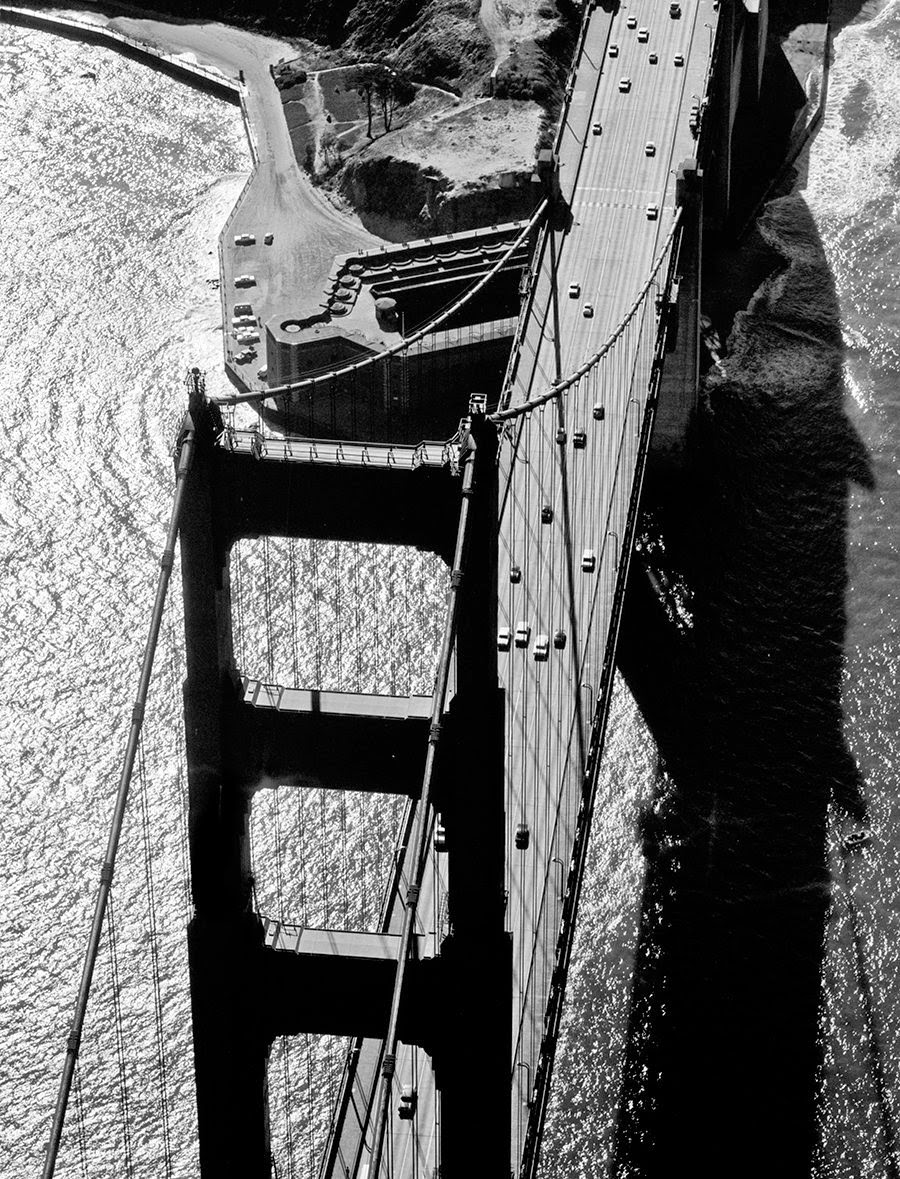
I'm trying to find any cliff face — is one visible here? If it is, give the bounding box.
[334,97,543,237]
[100,0,576,234]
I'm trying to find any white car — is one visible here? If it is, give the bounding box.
[497,626,512,652]
[582,303,594,318]
[645,142,656,156]
[533,635,550,663]
[568,282,581,298]
[619,77,632,92]
[638,27,649,42]
[608,43,619,57]
[515,622,531,648]
[674,52,685,66]
[627,15,637,28]
[592,121,602,135]
[646,203,659,220]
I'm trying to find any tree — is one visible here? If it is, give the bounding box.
[352,65,381,139]
[374,68,399,132]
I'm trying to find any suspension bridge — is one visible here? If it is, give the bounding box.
[40,1,772,1176]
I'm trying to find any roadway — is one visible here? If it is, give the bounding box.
[217,2,720,1175]
[497,0,719,1170]
[327,1,720,1173]
[108,14,380,391]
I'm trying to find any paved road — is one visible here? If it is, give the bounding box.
[331,3,720,1175]
[112,15,379,391]
[496,0,719,1170]
[123,5,718,1174]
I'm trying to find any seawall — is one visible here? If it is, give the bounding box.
[0,5,241,103]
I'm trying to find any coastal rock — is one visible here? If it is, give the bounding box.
[334,97,543,237]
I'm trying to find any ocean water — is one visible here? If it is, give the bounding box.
[0,21,448,1179]
[2,6,899,1179]
[0,23,249,1179]
[543,3,900,1176]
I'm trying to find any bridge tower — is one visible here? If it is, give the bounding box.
[177,381,510,1177]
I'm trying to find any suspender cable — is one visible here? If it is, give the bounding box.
[41,420,196,1179]
[368,434,480,1178]
[107,893,135,1177]
[491,209,682,423]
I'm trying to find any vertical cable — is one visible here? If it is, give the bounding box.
[107,894,134,1178]
[72,1061,89,1179]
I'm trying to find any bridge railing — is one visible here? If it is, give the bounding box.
[517,213,686,1179]
[216,426,461,470]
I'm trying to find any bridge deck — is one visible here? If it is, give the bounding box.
[500,2,717,1167]
[325,1,719,1175]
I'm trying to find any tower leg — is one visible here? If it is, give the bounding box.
[437,416,512,1176]
[179,392,270,1179]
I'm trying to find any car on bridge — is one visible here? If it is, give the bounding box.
[670,3,682,16]
[568,282,581,297]
[627,15,637,28]
[582,303,594,317]
[592,121,602,135]
[608,43,619,56]
[618,77,631,92]
[646,203,659,220]
[638,27,649,42]
[645,142,656,156]
[649,52,658,63]
[674,52,685,66]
